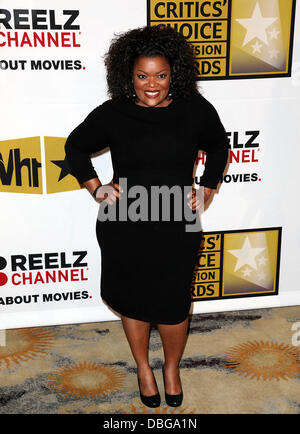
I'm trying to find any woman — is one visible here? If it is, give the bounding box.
[65,25,230,408]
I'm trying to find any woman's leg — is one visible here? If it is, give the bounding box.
[157,316,189,394]
[121,315,159,396]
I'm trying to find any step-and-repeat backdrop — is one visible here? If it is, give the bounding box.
[1,0,299,329]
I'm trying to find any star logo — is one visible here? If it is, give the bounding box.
[44,136,82,193]
[257,271,267,281]
[268,28,280,40]
[268,48,280,59]
[235,1,278,47]
[222,229,281,296]
[258,256,268,266]
[51,157,72,181]
[251,40,263,54]
[227,236,265,273]
[241,266,252,277]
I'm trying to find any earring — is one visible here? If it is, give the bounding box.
[131,79,136,98]
[168,80,172,97]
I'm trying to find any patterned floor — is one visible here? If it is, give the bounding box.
[1,305,300,414]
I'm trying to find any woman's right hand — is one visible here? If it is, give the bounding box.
[94,180,123,205]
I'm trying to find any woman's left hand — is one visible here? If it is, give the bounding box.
[187,187,213,210]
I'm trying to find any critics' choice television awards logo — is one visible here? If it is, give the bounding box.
[147,0,296,79]
[0,137,82,194]
[190,227,281,300]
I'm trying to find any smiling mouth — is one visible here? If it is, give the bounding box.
[144,90,160,98]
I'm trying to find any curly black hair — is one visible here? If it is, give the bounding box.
[104,25,199,101]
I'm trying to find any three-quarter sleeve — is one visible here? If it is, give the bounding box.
[64,103,110,185]
[197,96,230,189]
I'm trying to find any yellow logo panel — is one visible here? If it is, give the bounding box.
[147,0,296,79]
[0,137,42,194]
[191,227,281,301]
[44,136,83,194]
[230,0,295,76]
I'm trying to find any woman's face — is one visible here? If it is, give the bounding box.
[132,56,172,107]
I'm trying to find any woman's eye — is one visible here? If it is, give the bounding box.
[136,74,167,79]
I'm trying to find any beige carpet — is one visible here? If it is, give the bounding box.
[1,305,300,414]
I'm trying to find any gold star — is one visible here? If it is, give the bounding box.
[227,236,265,272]
[236,2,278,46]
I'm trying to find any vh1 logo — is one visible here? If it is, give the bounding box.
[0,136,82,194]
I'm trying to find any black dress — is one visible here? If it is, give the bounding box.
[65,92,230,324]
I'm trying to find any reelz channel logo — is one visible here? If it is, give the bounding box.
[0,251,89,287]
[0,9,80,48]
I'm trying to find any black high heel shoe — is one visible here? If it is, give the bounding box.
[137,372,161,408]
[162,364,183,407]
